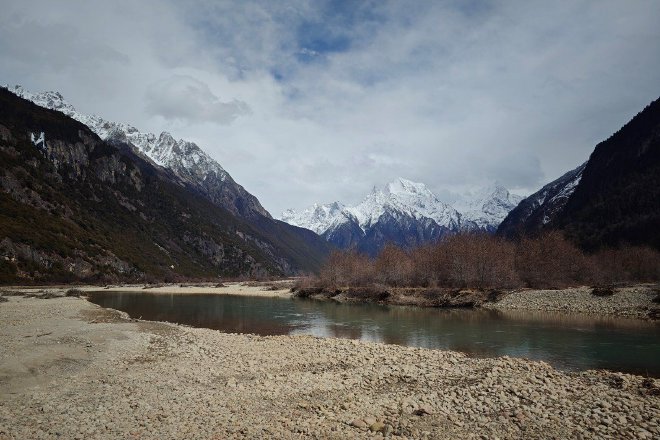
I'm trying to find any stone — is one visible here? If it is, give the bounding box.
[415,404,434,416]
[369,422,385,433]
[351,419,367,429]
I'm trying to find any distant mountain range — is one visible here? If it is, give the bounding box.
[499,96,660,250]
[0,86,331,283]
[285,93,660,255]
[281,178,522,255]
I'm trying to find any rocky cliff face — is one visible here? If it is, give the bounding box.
[0,88,329,283]
[9,85,270,220]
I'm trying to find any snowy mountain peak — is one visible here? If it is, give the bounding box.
[282,178,461,236]
[452,184,523,231]
[281,177,525,246]
[10,84,267,218]
[281,201,351,235]
[344,177,461,230]
[10,85,74,115]
[384,177,432,197]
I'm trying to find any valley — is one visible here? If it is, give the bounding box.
[2,2,660,438]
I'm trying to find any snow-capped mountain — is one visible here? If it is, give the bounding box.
[8,85,270,219]
[453,184,524,232]
[497,163,586,238]
[281,178,522,254]
[281,202,352,235]
[350,179,463,231]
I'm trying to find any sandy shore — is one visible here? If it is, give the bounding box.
[0,281,294,299]
[95,282,294,298]
[0,296,659,439]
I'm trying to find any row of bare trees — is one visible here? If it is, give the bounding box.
[316,232,660,289]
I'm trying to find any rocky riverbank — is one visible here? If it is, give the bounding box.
[295,284,660,320]
[1,295,659,439]
[4,281,658,320]
[482,285,659,320]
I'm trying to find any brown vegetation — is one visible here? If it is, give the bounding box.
[304,232,660,291]
[65,288,83,297]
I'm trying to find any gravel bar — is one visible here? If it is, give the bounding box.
[0,296,659,439]
[483,285,659,319]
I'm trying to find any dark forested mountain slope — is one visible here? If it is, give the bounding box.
[556,97,660,250]
[0,88,329,283]
[497,163,585,239]
[498,97,660,250]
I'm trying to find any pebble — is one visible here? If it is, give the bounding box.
[1,294,658,440]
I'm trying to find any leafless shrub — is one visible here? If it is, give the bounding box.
[514,231,596,288]
[29,291,60,299]
[319,250,373,288]
[311,231,660,291]
[373,245,413,286]
[65,288,83,297]
[593,246,660,283]
[443,233,520,288]
[291,275,327,298]
[291,275,322,292]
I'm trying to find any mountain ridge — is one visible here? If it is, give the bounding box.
[8,85,271,220]
[0,87,331,283]
[497,163,586,238]
[282,178,522,254]
[498,95,660,250]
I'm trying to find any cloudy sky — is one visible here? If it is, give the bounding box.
[2,0,659,214]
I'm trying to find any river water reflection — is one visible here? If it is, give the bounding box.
[87,292,660,376]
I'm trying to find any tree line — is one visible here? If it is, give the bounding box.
[311,232,660,289]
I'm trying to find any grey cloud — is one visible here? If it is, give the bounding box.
[0,20,130,73]
[145,75,251,124]
[1,0,659,216]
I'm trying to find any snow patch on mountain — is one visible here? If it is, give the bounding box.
[30,131,45,148]
[525,164,584,222]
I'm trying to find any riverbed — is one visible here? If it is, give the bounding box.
[1,295,659,439]
[87,290,660,376]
